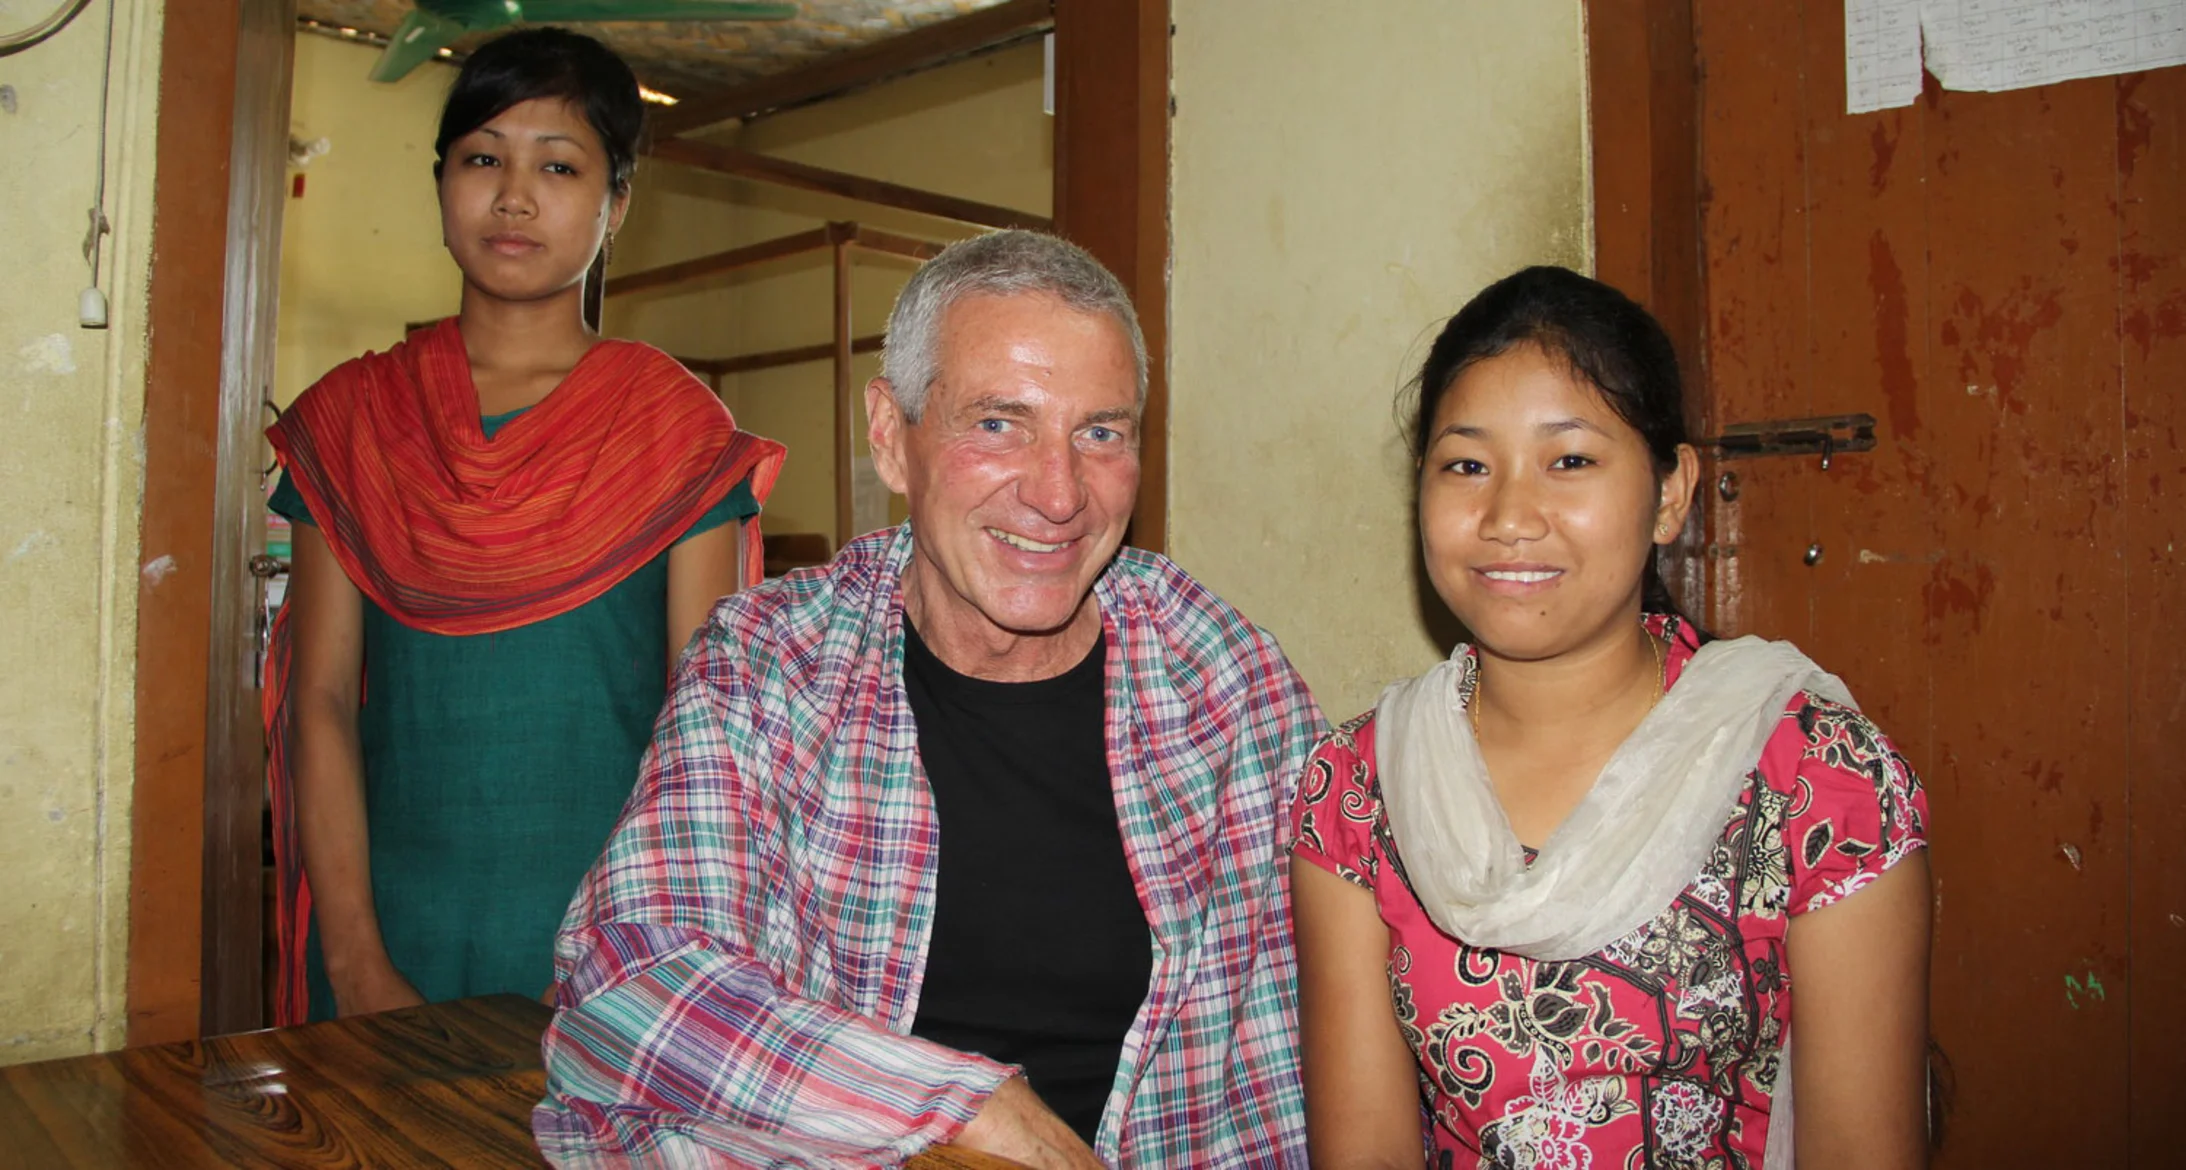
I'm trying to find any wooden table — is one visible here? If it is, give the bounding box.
[0,995,1020,1168]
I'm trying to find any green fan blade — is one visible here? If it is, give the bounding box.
[515,1,798,22]
[417,0,525,21]
[369,7,483,82]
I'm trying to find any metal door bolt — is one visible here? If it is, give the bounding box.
[1717,472,1740,501]
[1803,542,1824,566]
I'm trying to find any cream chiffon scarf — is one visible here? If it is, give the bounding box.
[1374,634,1854,1170]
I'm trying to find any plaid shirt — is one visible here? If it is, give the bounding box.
[535,525,1324,1168]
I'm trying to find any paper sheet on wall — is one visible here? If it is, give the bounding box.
[1848,0,1928,113]
[1847,0,2186,113]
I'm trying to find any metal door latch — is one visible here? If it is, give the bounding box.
[1707,413,1876,467]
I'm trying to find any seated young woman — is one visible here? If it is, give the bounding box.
[264,28,784,1023]
[1290,266,1930,1168]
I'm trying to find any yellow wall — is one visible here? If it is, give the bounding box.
[606,42,1052,541]
[275,33,461,407]
[1167,0,1592,718]
[0,0,164,1063]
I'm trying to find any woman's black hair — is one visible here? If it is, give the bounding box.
[433,27,645,196]
[1409,265,1700,624]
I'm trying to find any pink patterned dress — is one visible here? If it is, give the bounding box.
[1290,617,1928,1169]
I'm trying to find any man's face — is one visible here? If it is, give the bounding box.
[868,292,1141,664]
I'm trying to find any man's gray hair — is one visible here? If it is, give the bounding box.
[881,229,1148,421]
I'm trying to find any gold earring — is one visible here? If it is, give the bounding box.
[602,232,616,267]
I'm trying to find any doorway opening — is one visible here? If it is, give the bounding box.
[136,0,1171,1038]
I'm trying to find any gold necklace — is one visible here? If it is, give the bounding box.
[1469,625,1667,740]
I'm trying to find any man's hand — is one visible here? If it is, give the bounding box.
[953,1077,1105,1170]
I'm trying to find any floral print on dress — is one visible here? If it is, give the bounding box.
[1292,617,1929,1169]
[1478,1049,1638,1169]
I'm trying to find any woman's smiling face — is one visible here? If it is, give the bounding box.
[437,97,624,303]
[1418,342,1690,662]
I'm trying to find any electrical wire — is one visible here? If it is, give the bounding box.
[70,0,118,329]
[0,0,95,54]
[86,0,117,277]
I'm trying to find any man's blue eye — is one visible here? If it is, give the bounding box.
[978,418,1007,434]
[1087,426,1115,442]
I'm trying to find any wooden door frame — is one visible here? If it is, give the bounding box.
[203,0,296,1037]
[131,0,1170,1041]
[1585,0,1709,618]
[130,0,293,1044]
[130,0,238,1047]
[1052,0,1170,553]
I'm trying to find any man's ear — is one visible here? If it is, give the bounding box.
[866,378,912,496]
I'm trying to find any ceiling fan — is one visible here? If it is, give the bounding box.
[370,0,801,82]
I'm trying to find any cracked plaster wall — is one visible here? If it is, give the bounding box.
[0,0,164,1064]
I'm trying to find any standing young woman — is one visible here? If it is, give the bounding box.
[1291,267,1930,1168]
[264,28,784,1024]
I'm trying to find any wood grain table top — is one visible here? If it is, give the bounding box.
[0,994,1021,1168]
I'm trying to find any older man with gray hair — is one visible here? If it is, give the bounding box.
[535,231,1323,1168]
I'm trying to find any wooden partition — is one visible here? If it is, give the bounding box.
[1589,1,2186,1162]
[606,220,943,550]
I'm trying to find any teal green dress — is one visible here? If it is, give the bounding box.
[272,407,758,1018]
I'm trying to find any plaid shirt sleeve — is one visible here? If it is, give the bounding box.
[532,623,1015,1168]
[1163,639,1320,1167]
[1100,555,1325,1168]
[1218,649,1320,1165]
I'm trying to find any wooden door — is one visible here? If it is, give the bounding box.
[1052,0,1170,552]
[1595,2,2184,1163]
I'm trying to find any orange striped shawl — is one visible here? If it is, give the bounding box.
[266,317,783,630]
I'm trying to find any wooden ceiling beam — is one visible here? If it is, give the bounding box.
[851,224,947,262]
[648,137,1051,231]
[611,221,954,302]
[603,221,851,297]
[683,333,885,377]
[651,0,1054,136]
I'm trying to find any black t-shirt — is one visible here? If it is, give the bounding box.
[902,621,1154,1146]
